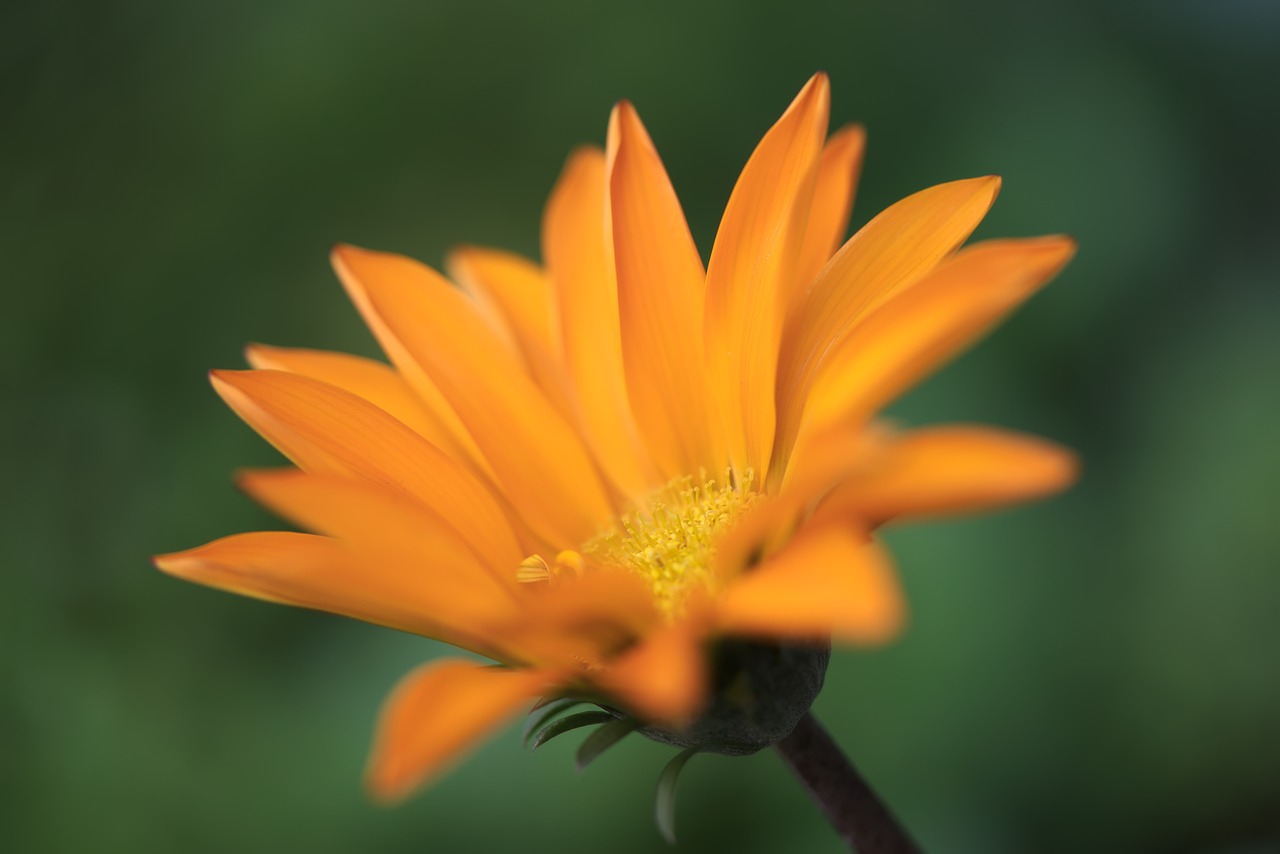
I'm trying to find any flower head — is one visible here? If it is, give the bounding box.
[155,73,1076,804]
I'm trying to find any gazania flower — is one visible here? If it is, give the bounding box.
[155,73,1076,811]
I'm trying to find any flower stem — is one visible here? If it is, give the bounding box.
[774,712,921,853]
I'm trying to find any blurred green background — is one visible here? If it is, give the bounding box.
[5,0,1279,851]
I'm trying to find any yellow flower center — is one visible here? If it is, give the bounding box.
[584,470,758,613]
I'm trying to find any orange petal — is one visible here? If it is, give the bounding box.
[714,426,879,583]
[797,237,1077,442]
[607,101,715,478]
[153,533,514,657]
[333,245,614,547]
[446,246,573,414]
[790,124,866,307]
[329,257,493,479]
[595,619,707,726]
[237,469,521,594]
[717,526,904,644]
[243,344,460,458]
[774,176,1001,486]
[703,73,830,478]
[542,147,659,500]
[209,369,522,567]
[366,661,548,802]
[501,568,661,668]
[817,425,1079,524]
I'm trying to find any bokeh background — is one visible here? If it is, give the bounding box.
[5,0,1279,851]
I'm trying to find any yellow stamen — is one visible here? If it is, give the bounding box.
[585,469,757,613]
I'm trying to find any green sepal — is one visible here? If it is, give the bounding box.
[655,748,700,845]
[530,710,614,750]
[522,699,583,746]
[575,716,638,771]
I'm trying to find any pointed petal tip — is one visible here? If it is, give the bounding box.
[231,465,287,494]
[364,767,413,807]
[208,368,255,395]
[1019,234,1079,275]
[242,343,268,365]
[151,547,207,581]
[833,122,867,145]
[330,242,380,275]
[150,551,179,575]
[802,70,831,98]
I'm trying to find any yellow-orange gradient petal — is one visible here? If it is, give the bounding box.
[154,533,514,658]
[209,369,522,567]
[791,124,866,305]
[542,148,659,500]
[237,469,521,594]
[366,661,548,802]
[333,245,614,546]
[704,73,830,477]
[446,246,573,414]
[243,344,458,455]
[797,237,1077,442]
[607,101,715,478]
[717,526,904,644]
[774,177,1001,485]
[818,425,1079,525]
[594,619,707,726]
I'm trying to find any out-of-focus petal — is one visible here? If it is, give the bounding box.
[817,425,1079,524]
[500,568,661,668]
[366,661,548,802]
[717,526,904,644]
[774,176,1001,486]
[595,619,707,726]
[794,237,1077,450]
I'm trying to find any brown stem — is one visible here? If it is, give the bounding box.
[774,712,922,853]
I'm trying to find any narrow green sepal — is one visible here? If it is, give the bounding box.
[528,695,560,712]
[655,748,700,845]
[530,711,614,750]
[522,699,582,746]
[575,716,638,771]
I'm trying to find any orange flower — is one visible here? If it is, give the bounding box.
[155,73,1076,802]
